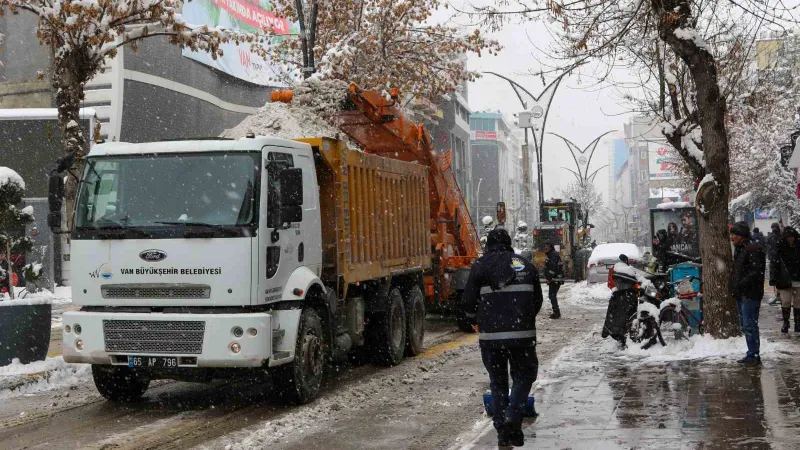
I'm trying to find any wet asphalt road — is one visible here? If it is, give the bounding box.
[0,308,475,449]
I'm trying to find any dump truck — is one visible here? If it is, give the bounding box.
[275,85,481,331]
[56,84,479,404]
[57,134,431,404]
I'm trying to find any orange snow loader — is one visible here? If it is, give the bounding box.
[272,84,481,331]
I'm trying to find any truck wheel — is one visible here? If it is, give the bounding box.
[91,365,150,402]
[369,288,406,366]
[272,308,326,405]
[405,286,426,356]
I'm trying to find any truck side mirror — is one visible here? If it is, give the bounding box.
[47,173,64,229]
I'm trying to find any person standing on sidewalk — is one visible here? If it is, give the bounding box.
[462,228,543,448]
[767,223,783,305]
[544,241,564,319]
[729,222,767,366]
[775,226,800,333]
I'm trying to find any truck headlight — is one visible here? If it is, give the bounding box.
[230,342,241,353]
[76,339,84,350]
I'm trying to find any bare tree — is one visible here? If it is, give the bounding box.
[462,0,799,338]
[559,180,603,228]
[0,0,272,219]
[269,0,502,98]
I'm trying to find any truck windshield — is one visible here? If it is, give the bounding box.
[75,152,259,231]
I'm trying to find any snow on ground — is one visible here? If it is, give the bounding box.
[620,334,798,362]
[0,357,90,400]
[531,323,799,394]
[565,281,611,309]
[218,344,476,450]
[2,285,72,305]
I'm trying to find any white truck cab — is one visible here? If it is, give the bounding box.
[59,135,428,404]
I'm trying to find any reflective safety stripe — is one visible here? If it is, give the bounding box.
[480,284,535,295]
[479,330,537,340]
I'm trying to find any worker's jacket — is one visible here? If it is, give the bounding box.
[462,244,543,348]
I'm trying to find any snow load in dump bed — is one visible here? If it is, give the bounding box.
[588,243,641,265]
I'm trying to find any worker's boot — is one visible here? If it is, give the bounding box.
[781,308,791,333]
[550,303,561,319]
[795,308,800,332]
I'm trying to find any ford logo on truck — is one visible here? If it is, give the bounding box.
[139,250,167,262]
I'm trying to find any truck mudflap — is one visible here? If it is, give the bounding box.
[62,311,272,368]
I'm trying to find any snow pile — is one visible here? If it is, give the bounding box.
[566,281,611,309]
[223,79,351,142]
[0,167,25,190]
[588,243,640,265]
[0,357,91,400]
[621,334,796,362]
[4,286,71,305]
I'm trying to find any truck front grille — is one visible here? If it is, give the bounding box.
[103,320,205,354]
[101,284,211,299]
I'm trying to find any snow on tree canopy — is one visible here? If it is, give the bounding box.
[0,167,25,191]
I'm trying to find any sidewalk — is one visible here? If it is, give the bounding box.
[466,305,800,449]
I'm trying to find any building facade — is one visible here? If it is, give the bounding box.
[469,112,530,226]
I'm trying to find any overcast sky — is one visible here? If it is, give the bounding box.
[435,3,635,205]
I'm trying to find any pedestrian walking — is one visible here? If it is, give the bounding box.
[729,222,767,366]
[544,241,564,319]
[462,228,543,448]
[775,226,800,333]
[767,223,782,305]
[752,227,766,246]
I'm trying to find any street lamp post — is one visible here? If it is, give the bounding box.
[611,199,636,242]
[475,177,484,222]
[483,71,571,220]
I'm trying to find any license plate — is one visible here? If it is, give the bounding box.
[128,356,178,368]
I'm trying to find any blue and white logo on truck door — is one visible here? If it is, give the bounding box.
[100,263,112,279]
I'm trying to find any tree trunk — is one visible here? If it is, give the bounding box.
[5,240,14,300]
[52,55,89,229]
[654,0,740,338]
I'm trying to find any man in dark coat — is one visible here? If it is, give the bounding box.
[729,222,767,366]
[463,228,543,447]
[543,241,563,319]
[752,227,766,246]
[767,223,783,305]
[775,226,800,333]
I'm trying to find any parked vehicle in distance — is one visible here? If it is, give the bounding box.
[587,243,642,284]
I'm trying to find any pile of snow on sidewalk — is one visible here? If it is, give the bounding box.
[566,281,611,309]
[223,78,352,142]
[0,356,90,400]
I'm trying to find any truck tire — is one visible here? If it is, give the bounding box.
[369,288,407,366]
[91,365,150,402]
[404,285,426,356]
[272,308,326,405]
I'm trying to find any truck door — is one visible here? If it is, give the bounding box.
[261,150,305,303]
